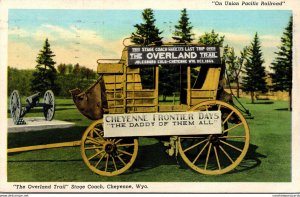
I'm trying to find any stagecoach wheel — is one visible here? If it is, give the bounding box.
[178,100,250,175]
[43,90,55,121]
[9,90,22,124]
[81,119,139,176]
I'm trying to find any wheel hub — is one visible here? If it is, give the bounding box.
[104,142,116,154]
[208,135,220,145]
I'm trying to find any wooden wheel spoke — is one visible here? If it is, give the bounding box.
[114,139,123,144]
[183,139,208,153]
[117,155,127,166]
[117,143,135,147]
[223,111,234,125]
[88,150,104,161]
[93,129,103,138]
[112,157,118,171]
[118,149,133,156]
[218,104,221,111]
[204,143,212,170]
[85,146,103,150]
[94,153,106,168]
[105,155,109,172]
[219,146,234,164]
[205,105,208,111]
[86,136,102,145]
[219,136,245,139]
[94,128,102,132]
[214,146,221,170]
[223,123,243,134]
[220,140,243,152]
[192,141,209,164]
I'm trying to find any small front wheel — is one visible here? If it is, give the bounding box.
[81,119,138,176]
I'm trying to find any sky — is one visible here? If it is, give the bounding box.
[8,9,292,71]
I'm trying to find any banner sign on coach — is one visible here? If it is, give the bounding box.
[127,46,221,66]
[103,111,222,137]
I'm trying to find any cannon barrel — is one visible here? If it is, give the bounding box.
[26,92,41,105]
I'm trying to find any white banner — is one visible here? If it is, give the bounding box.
[103,111,222,137]
[127,46,221,66]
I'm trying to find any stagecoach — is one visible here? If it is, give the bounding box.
[70,40,250,176]
[8,40,250,177]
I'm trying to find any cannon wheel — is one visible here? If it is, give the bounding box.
[81,119,138,176]
[178,100,250,175]
[9,90,22,124]
[43,90,55,121]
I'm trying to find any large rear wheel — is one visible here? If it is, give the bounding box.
[178,100,250,175]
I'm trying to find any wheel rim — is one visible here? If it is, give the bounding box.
[43,90,55,121]
[9,90,22,124]
[178,100,250,175]
[81,119,138,176]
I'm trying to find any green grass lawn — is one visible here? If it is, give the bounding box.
[7,97,291,182]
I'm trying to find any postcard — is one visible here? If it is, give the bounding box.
[0,0,299,194]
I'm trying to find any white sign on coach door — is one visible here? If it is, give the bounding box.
[103,111,222,137]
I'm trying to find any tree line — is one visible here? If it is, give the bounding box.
[8,63,97,98]
[131,8,292,110]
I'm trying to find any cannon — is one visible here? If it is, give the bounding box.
[9,90,55,125]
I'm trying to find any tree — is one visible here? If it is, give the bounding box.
[66,64,74,74]
[242,33,267,103]
[8,67,34,96]
[73,63,80,75]
[79,66,96,79]
[157,8,195,101]
[131,9,163,98]
[198,30,225,46]
[270,16,293,110]
[131,8,163,45]
[193,30,225,89]
[56,63,97,97]
[224,46,249,98]
[57,63,67,75]
[31,38,60,94]
[173,8,194,43]
[159,65,181,101]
